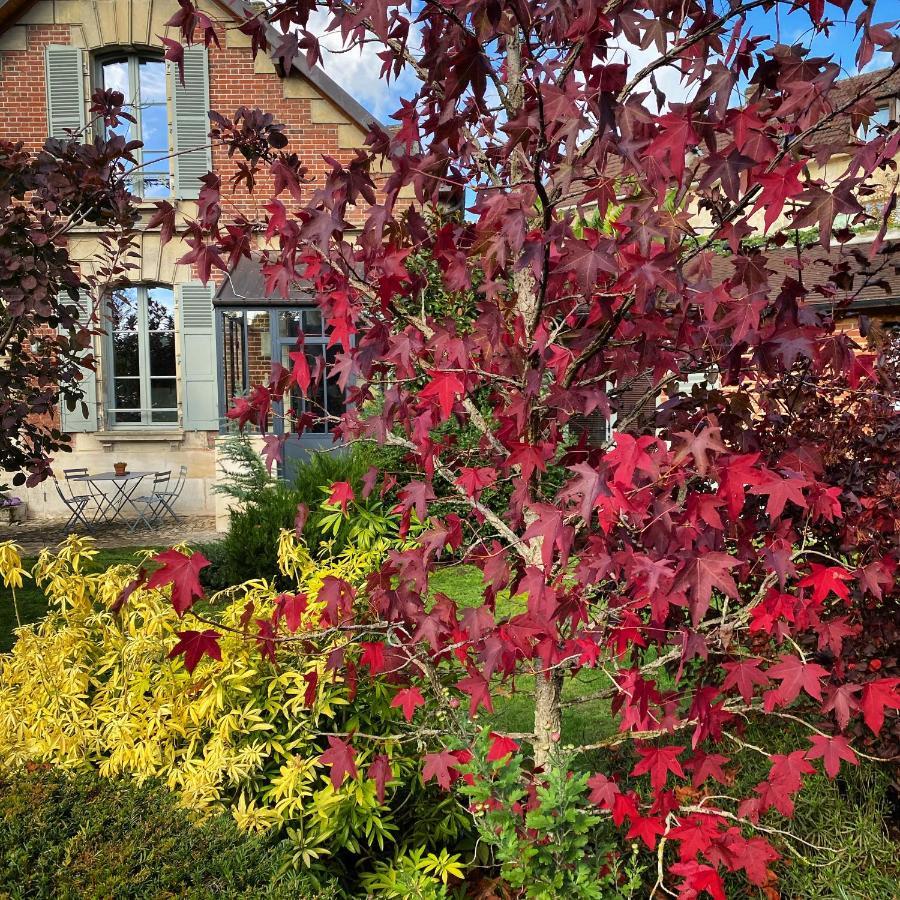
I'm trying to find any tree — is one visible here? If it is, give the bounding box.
[0,90,137,485]
[156,0,900,894]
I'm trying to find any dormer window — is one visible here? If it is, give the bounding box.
[98,52,170,198]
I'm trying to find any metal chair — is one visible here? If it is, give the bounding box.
[130,471,172,530]
[54,476,94,531]
[151,464,187,525]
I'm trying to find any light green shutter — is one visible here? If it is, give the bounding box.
[172,46,212,200]
[177,283,219,430]
[60,292,98,433]
[45,45,85,139]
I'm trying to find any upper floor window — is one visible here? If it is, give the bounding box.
[98,53,170,198]
[106,285,178,426]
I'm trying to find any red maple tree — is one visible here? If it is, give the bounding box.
[154,0,900,894]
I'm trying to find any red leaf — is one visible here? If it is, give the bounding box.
[168,629,222,674]
[455,670,494,716]
[327,481,354,514]
[822,683,862,732]
[320,736,357,789]
[391,686,425,722]
[631,744,685,792]
[419,369,465,421]
[359,641,386,675]
[456,466,497,500]
[721,658,770,703]
[422,750,462,791]
[860,678,900,735]
[805,734,858,778]
[676,551,739,626]
[289,349,312,394]
[626,813,666,849]
[277,592,308,633]
[366,753,392,804]
[796,563,853,604]
[486,732,519,762]
[586,773,620,808]
[145,549,209,616]
[765,654,829,707]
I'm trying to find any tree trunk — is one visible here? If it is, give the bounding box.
[533,668,563,769]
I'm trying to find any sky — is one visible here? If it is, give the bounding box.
[306,0,895,125]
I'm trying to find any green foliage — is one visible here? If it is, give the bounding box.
[213,431,276,504]
[0,766,330,899]
[459,734,648,899]
[359,847,465,898]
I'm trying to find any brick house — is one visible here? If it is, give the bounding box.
[0,0,384,520]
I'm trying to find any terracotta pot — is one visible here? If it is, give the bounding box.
[114,462,127,476]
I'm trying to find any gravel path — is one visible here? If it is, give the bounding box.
[0,516,220,556]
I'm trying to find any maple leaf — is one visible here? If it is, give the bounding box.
[486,732,519,762]
[751,160,806,231]
[822,683,862,731]
[327,481,354,514]
[419,370,465,421]
[860,678,900,735]
[422,750,461,791]
[675,551,739,626]
[796,563,852,604]
[168,629,222,674]
[586,773,620,808]
[318,576,356,626]
[145,549,210,616]
[319,736,357,789]
[686,752,730,788]
[721,658,770,703]
[670,861,726,900]
[366,754,393,804]
[805,734,858,778]
[765,654,829,706]
[626,813,667,849]
[359,641,386,675]
[391,686,425,722]
[455,670,494,716]
[456,466,497,500]
[277,592,308,633]
[289,349,312,394]
[631,744,685,792]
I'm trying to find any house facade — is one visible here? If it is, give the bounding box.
[0,0,382,520]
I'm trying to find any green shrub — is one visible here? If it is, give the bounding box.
[0,766,333,899]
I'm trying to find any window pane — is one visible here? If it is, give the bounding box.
[101,58,130,98]
[138,58,166,104]
[222,311,246,399]
[108,288,138,331]
[147,287,175,330]
[113,333,139,377]
[279,309,323,339]
[303,308,323,335]
[150,378,177,411]
[140,105,168,151]
[149,332,176,376]
[114,379,140,419]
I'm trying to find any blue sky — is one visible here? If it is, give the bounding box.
[309,1,895,125]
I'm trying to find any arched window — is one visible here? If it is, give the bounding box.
[106,285,177,426]
[97,52,170,198]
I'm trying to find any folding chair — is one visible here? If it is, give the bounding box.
[150,464,187,525]
[54,476,94,531]
[130,471,172,530]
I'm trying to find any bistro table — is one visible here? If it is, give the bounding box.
[68,471,155,528]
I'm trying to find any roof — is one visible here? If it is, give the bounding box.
[213,254,314,305]
[708,237,900,315]
[0,0,384,133]
[815,67,900,146]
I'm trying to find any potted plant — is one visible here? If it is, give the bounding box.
[0,484,25,525]
[114,462,128,476]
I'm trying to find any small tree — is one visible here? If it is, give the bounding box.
[154,1,900,894]
[0,91,138,485]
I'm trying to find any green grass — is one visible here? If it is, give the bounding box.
[0,547,158,653]
[430,563,617,745]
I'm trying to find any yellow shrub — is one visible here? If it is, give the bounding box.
[0,532,457,866]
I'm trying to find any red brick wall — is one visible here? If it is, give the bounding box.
[0,24,70,150]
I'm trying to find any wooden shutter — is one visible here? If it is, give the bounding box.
[45,45,85,138]
[617,371,656,434]
[177,283,219,430]
[60,292,98,433]
[172,46,212,200]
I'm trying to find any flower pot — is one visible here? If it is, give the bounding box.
[114,463,128,476]
[0,503,25,525]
